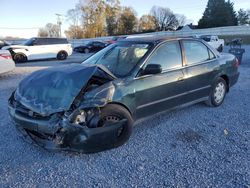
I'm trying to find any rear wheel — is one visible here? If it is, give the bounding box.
[13,53,27,63]
[84,48,90,54]
[99,104,133,147]
[206,77,227,107]
[57,51,68,60]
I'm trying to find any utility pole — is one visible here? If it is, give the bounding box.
[55,13,63,37]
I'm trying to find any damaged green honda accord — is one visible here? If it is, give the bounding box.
[8,36,240,153]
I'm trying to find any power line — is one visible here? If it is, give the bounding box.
[0,27,39,29]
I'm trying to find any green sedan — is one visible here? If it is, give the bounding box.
[8,36,240,153]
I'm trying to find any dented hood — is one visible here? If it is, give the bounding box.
[15,64,115,116]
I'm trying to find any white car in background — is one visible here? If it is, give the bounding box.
[199,35,225,52]
[2,37,73,63]
[0,50,15,74]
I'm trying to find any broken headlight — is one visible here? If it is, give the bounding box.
[70,108,100,128]
[74,111,87,125]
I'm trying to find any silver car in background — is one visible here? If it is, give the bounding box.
[0,50,15,75]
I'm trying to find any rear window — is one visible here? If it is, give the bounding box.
[200,37,211,42]
[183,40,210,65]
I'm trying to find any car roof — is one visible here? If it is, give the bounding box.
[123,35,195,44]
[33,37,67,40]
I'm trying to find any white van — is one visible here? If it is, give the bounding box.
[2,37,72,63]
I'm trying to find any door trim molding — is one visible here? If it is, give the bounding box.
[136,85,211,110]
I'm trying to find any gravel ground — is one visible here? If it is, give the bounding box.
[0,48,250,188]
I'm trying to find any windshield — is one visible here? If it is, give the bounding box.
[23,38,35,46]
[82,42,151,77]
[200,36,211,42]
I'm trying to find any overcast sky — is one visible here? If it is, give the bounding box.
[0,0,249,38]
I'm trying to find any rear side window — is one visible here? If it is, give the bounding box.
[147,41,182,71]
[183,40,210,65]
[42,38,68,45]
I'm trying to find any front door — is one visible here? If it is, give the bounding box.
[134,40,187,119]
[28,38,48,60]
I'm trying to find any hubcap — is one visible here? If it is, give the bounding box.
[214,82,226,104]
[60,53,65,59]
[15,54,24,62]
[102,115,124,137]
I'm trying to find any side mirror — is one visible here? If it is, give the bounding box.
[142,64,162,75]
[30,41,37,46]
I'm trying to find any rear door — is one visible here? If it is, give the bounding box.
[181,39,219,103]
[134,40,187,118]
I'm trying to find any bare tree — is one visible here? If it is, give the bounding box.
[46,23,60,37]
[175,14,187,28]
[150,6,178,31]
[65,25,85,39]
[38,28,48,37]
[138,15,157,32]
[38,23,60,37]
[66,5,83,38]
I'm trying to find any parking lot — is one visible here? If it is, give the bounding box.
[0,47,250,187]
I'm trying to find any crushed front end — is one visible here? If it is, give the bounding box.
[8,91,128,153]
[8,64,128,153]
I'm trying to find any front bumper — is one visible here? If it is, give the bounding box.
[8,103,127,153]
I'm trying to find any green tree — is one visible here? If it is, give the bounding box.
[81,0,107,38]
[105,0,121,36]
[198,0,238,28]
[118,7,137,34]
[237,9,250,25]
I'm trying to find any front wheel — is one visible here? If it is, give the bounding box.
[13,53,27,63]
[57,51,68,60]
[99,104,133,148]
[206,78,227,107]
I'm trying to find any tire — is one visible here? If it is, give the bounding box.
[206,77,227,107]
[99,104,133,148]
[13,53,27,63]
[57,51,68,60]
[84,48,90,54]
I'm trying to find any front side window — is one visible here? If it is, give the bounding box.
[83,43,151,77]
[183,40,210,65]
[23,38,36,46]
[147,41,182,71]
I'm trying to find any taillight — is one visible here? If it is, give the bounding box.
[234,58,240,67]
[0,54,12,60]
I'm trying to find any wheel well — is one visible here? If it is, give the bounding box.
[220,75,229,92]
[58,50,68,56]
[107,102,133,117]
[13,52,27,60]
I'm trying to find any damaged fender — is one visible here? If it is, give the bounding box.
[9,64,131,153]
